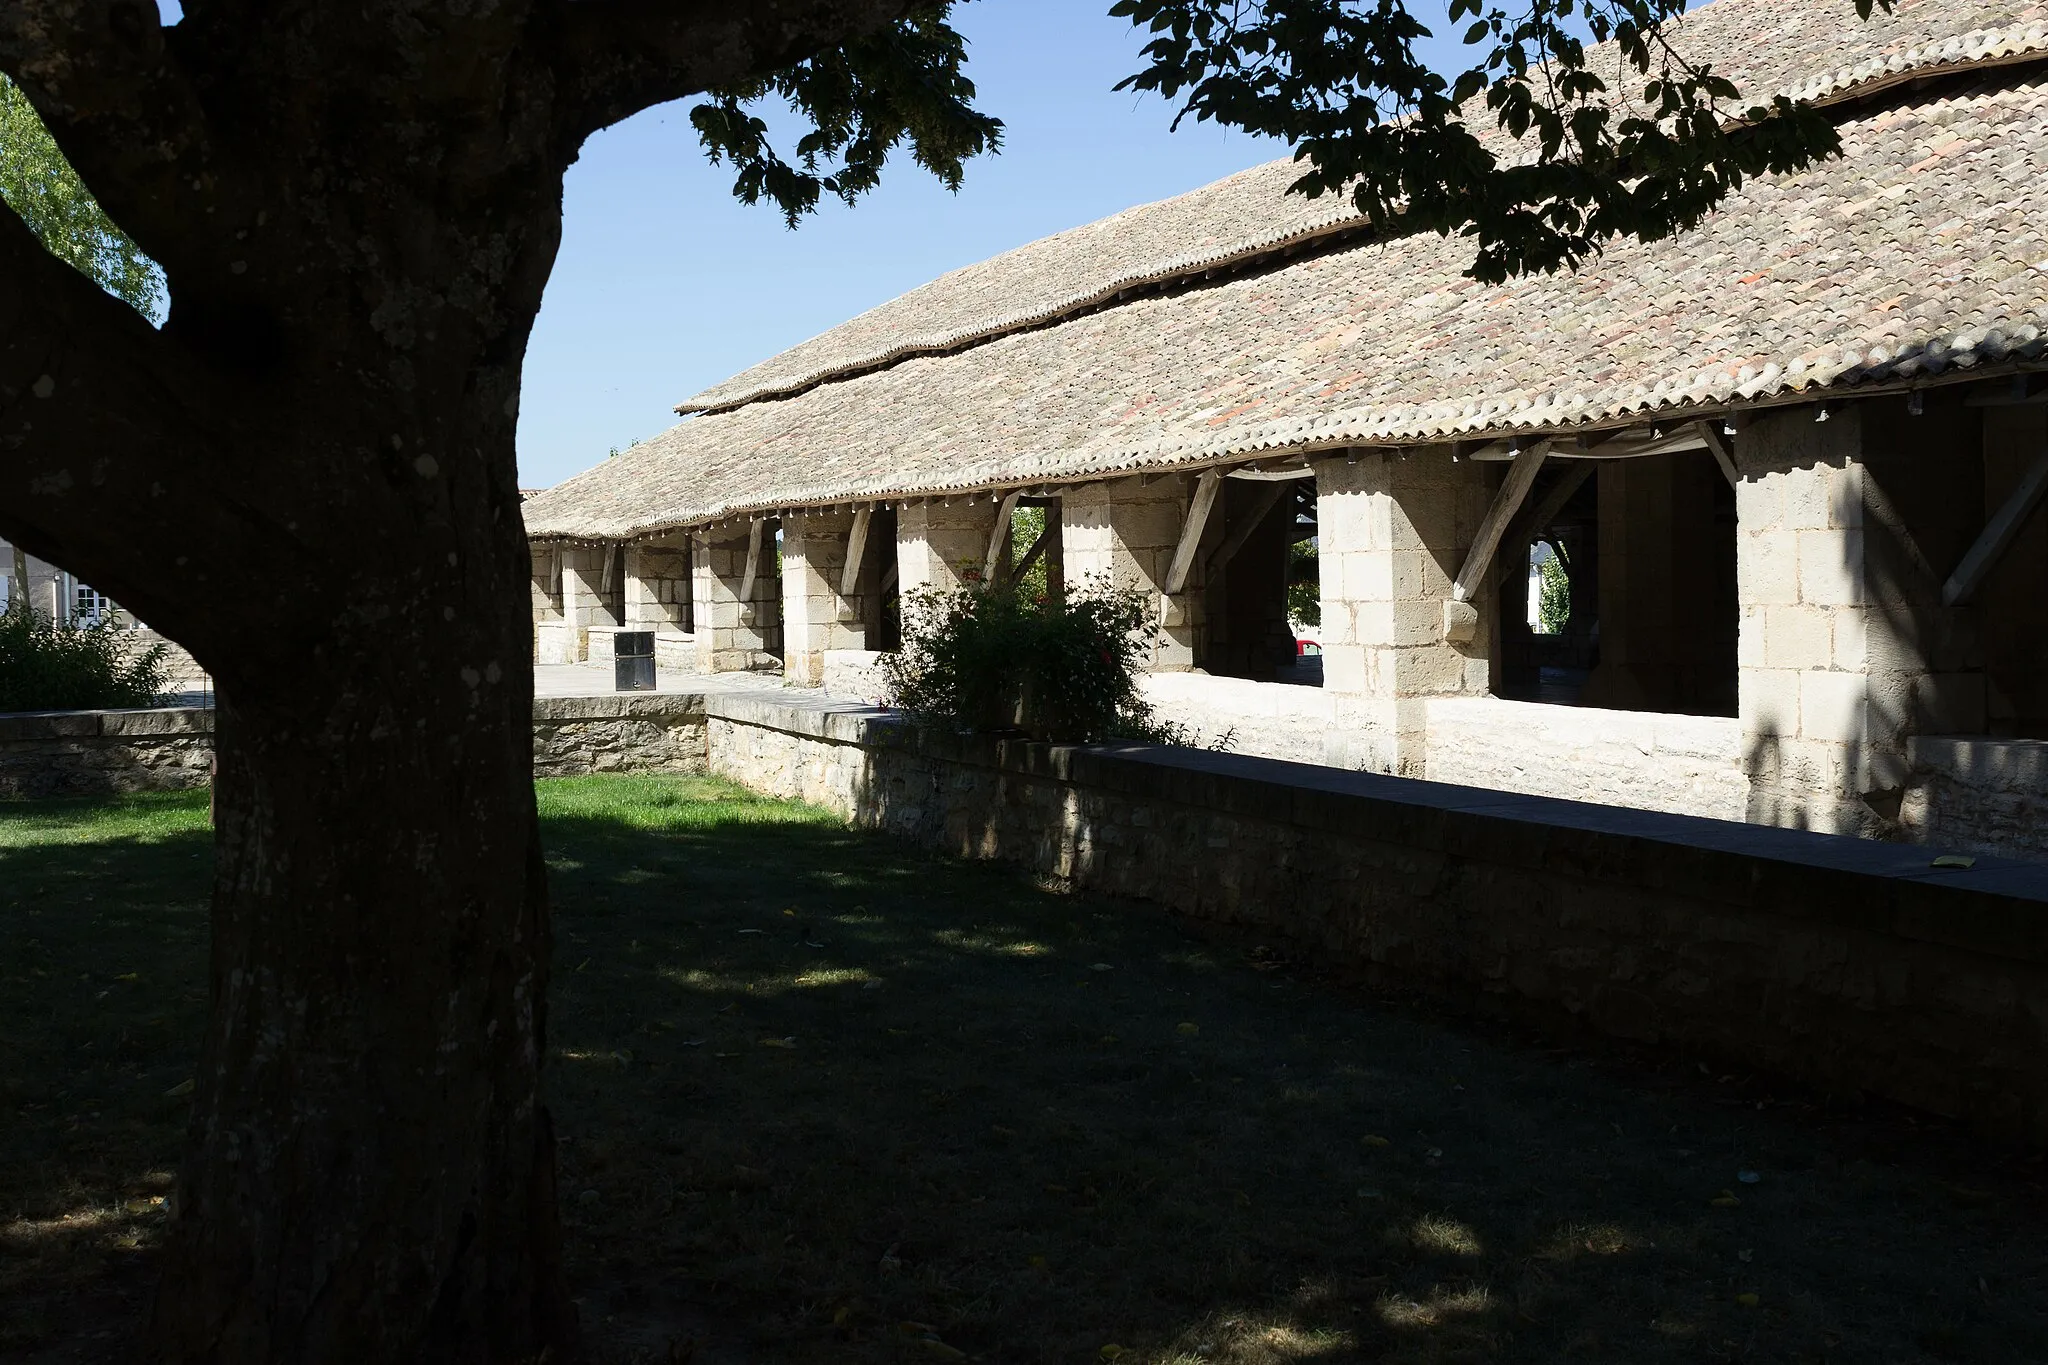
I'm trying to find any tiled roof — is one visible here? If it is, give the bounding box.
[677,0,2048,416]
[525,21,2048,542]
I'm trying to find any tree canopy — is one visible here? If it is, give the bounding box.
[1117,0,1887,282]
[0,72,160,317]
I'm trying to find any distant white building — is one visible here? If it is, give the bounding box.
[0,539,117,624]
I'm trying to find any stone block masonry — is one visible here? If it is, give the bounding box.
[0,707,215,798]
[704,690,2048,1146]
[531,694,708,777]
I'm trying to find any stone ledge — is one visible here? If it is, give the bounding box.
[707,691,2048,965]
[531,694,708,722]
[0,706,215,741]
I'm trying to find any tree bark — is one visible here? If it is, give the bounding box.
[0,2,937,1358]
[139,381,577,1360]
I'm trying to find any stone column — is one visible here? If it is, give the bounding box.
[1736,399,1981,836]
[530,545,565,664]
[781,508,869,686]
[1061,475,1210,671]
[694,522,781,674]
[1313,449,1493,776]
[896,498,1003,599]
[624,538,692,632]
[551,544,620,663]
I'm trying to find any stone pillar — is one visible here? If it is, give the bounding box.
[624,537,692,633]
[896,498,1002,599]
[1736,399,1982,836]
[549,544,620,662]
[1314,449,1493,775]
[781,508,870,686]
[530,545,565,663]
[694,522,781,673]
[1061,475,1210,670]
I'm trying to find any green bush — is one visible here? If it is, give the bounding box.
[882,577,1194,745]
[1286,538,1320,628]
[1536,550,1571,635]
[0,603,170,712]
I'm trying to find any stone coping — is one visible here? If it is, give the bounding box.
[702,692,2048,962]
[1911,733,2048,786]
[0,705,216,741]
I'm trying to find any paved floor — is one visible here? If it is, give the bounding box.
[532,663,791,700]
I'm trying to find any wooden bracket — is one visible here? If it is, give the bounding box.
[738,517,765,601]
[1452,441,1550,603]
[1944,446,2048,605]
[1490,463,1593,587]
[1203,481,1288,576]
[983,490,1022,584]
[1694,421,1741,491]
[840,506,872,597]
[1165,470,1223,596]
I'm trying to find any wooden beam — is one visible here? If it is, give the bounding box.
[1694,421,1740,491]
[1203,481,1287,576]
[738,517,765,601]
[1165,469,1223,596]
[1452,441,1550,603]
[983,490,1022,584]
[1490,463,1594,587]
[839,506,872,597]
[1943,446,2048,606]
[1010,524,1052,585]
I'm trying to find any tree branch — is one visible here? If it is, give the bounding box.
[0,195,279,659]
[0,0,235,281]
[547,0,927,142]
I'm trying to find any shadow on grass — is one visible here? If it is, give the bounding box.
[0,792,211,1359]
[537,777,2048,1365]
[4,779,2046,1364]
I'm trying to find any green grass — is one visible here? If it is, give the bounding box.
[5,776,2048,1363]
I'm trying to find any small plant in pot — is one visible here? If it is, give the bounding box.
[882,575,1196,744]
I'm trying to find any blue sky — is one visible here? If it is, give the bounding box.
[520,1,1306,489]
[154,1,1469,489]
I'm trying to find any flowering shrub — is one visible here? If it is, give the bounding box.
[881,576,1195,744]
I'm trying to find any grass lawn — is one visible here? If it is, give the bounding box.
[4,775,2048,1363]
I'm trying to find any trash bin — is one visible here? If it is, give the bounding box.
[614,631,656,692]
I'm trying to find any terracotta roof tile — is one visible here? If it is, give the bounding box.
[675,0,2048,417]
[525,37,2048,542]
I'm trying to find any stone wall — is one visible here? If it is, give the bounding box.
[531,695,708,777]
[0,707,214,798]
[703,690,2048,1145]
[1422,697,1748,821]
[1904,734,2048,861]
[0,697,710,793]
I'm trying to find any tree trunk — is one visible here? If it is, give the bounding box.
[144,395,575,1361]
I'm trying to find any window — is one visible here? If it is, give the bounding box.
[72,580,111,625]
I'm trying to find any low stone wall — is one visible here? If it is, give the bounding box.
[704,691,2048,1145]
[0,696,709,793]
[1422,697,1749,821]
[1905,735,2048,861]
[820,648,891,705]
[0,707,214,798]
[1139,672,1334,763]
[531,694,708,777]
